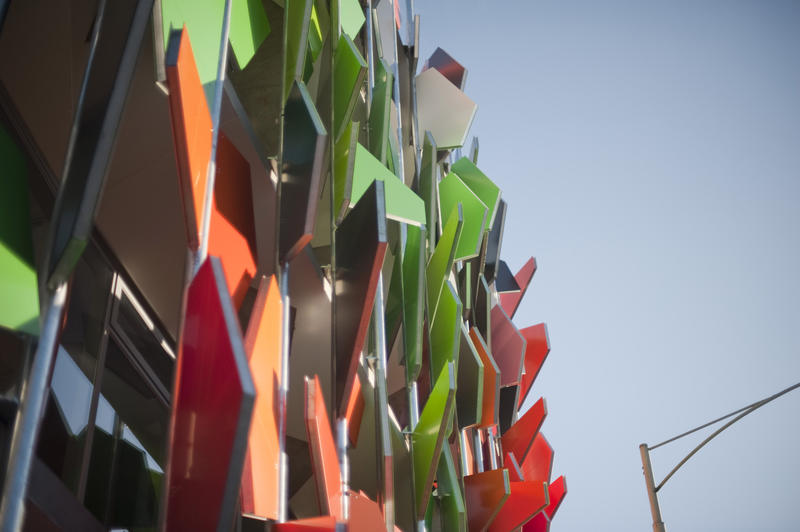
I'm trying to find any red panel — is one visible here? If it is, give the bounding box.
[469,327,499,428]
[487,480,549,532]
[274,516,338,531]
[464,468,510,531]
[498,257,536,320]
[165,257,255,531]
[501,397,546,464]
[490,305,525,387]
[518,324,550,408]
[165,26,212,251]
[240,275,282,519]
[504,451,524,482]
[348,490,387,532]
[305,375,343,520]
[344,376,365,446]
[208,133,257,310]
[519,432,553,483]
[522,476,567,532]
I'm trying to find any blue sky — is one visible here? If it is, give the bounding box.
[416,1,800,530]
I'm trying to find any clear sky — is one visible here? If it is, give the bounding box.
[415,1,800,530]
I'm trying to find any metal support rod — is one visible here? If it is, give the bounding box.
[640,444,666,532]
[337,417,350,520]
[195,0,233,272]
[472,430,484,473]
[277,263,291,522]
[0,282,68,532]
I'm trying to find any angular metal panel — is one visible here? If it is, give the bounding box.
[402,224,426,381]
[333,33,367,141]
[490,304,525,388]
[464,468,510,532]
[498,257,537,320]
[426,204,462,321]
[519,432,553,484]
[305,375,343,519]
[487,480,549,532]
[415,68,476,150]
[438,171,488,260]
[422,47,467,91]
[456,323,484,429]
[469,327,500,429]
[429,280,461,381]
[518,324,550,408]
[494,260,520,294]
[436,445,466,532]
[450,157,500,231]
[483,200,506,283]
[501,397,547,465]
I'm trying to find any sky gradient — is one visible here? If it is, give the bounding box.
[416,1,800,530]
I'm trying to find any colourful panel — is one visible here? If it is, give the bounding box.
[392,420,415,532]
[423,47,467,91]
[495,260,520,293]
[402,224,426,381]
[333,33,367,141]
[283,0,314,102]
[334,180,388,412]
[279,80,327,262]
[498,384,520,435]
[413,361,456,519]
[483,200,506,283]
[522,477,567,532]
[519,433,553,484]
[165,26,212,251]
[46,1,151,287]
[208,132,257,310]
[505,451,525,483]
[456,322,484,429]
[349,490,388,532]
[339,0,366,40]
[415,67,477,150]
[488,481,549,532]
[437,446,466,532]
[438,172,488,260]
[419,132,438,252]
[333,120,358,224]
[368,58,393,164]
[274,516,337,531]
[307,1,328,65]
[474,275,491,348]
[350,143,425,226]
[426,204,463,321]
[165,257,255,531]
[464,468,510,532]
[161,0,224,90]
[499,257,537,320]
[0,124,38,335]
[429,280,461,380]
[469,327,500,429]
[230,0,271,69]
[451,157,501,231]
[241,275,282,519]
[501,397,547,465]
[518,324,550,408]
[305,375,343,519]
[490,304,525,388]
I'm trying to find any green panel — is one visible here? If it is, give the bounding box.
[402,224,426,382]
[418,132,438,253]
[333,33,367,141]
[283,0,314,103]
[425,204,462,322]
[413,361,456,519]
[451,157,501,231]
[339,0,365,39]
[230,0,271,69]
[333,120,358,224]
[391,421,415,532]
[437,446,467,532]
[350,144,425,226]
[456,322,483,428]
[0,125,39,335]
[385,247,404,346]
[162,0,224,91]
[429,281,461,381]
[368,58,392,164]
[438,172,488,261]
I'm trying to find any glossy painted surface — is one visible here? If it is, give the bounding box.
[0,124,38,335]
[348,490,388,531]
[488,480,549,532]
[415,67,477,149]
[518,324,550,408]
[494,260,521,294]
[304,375,343,519]
[413,361,456,519]
[339,0,366,39]
[499,257,537,320]
[501,397,547,464]
[208,133,257,310]
[423,47,467,91]
[438,171,488,260]
[165,257,255,531]
[456,323,484,429]
[165,26,211,250]
[369,59,393,164]
[274,516,337,531]
[429,281,461,380]
[522,476,567,532]
[483,200,506,283]
[240,275,282,519]
[333,34,367,141]
[490,304,526,388]
[464,468,510,532]
[283,0,313,102]
[419,132,439,252]
[402,224,426,381]
[519,432,554,483]
[333,120,358,223]
[436,446,466,531]
[451,157,501,231]
[426,204,463,321]
[469,327,500,429]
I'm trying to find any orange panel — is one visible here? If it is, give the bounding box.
[348,490,387,532]
[501,397,546,464]
[522,476,567,532]
[305,375,343,520]
[498,257,536,320]
[469,327,500,429]
[464,468,510,531]
[519,432,553,484]
[208,133,257,310]
[344,376,365,446]
[240,275,282,519]
[274,516,337,531]
[165,26,212,250]
[518,324,550,408]
[487,480,549,532]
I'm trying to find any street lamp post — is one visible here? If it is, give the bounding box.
[639,380,800,532]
